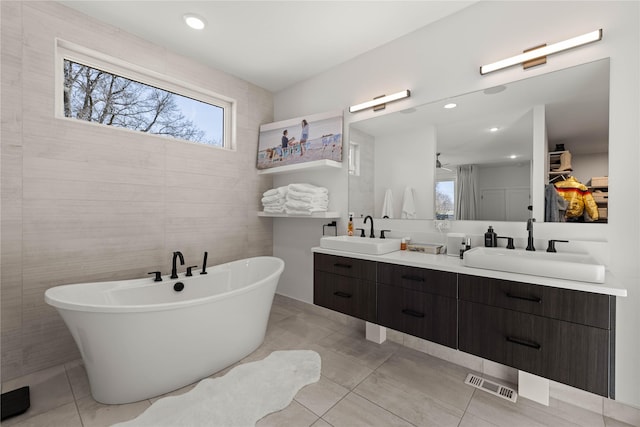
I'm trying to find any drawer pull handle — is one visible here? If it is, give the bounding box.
[401,309,425,318]
[401,275,425,282]
[506,336,541,350]
[333,291,352,298]
[333,263,352,269]
[505,292,541,303]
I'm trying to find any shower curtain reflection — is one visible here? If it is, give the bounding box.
[455,165,478,220]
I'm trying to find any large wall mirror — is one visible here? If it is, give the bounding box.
[348,58,609,223]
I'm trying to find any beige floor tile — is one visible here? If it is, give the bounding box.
[317,330,398,370]
[1,365,74,426]
[604,416,638,427]
[466,389,599,427]
[295,375,350,416]
[322,392,413,427]
[372,346,475,411]
[76,395,151,427]
[64,359,91,400]
[256,399,319,427]
[604,398,640,426]
[8,402,82,427]
[312,418,334,427]
[354,369,465,426]
[307,344,374,390]
[458,412,501,426]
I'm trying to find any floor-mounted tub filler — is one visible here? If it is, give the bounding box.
[45,256,285,404]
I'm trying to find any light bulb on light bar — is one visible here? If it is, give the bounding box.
[349,90,411,113]
[480,29,602,75]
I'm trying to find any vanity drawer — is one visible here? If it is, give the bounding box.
[458,274,612,329]
[314,270,376,322]
[314,253,376,281]
[377,263,457,298]
[377,283,457,348]
[459,301,610,397]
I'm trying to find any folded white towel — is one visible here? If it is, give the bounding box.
[263,186,288,198]
[284,206,328,215]
[401,187,416,219]
[262,200,285,208]
[381,189,394,218]
[287,191,329,205]
[264,205,285,213]
[288,183,328,195]
[262,194,286,204]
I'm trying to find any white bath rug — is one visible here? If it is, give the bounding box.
[112,350,320,427]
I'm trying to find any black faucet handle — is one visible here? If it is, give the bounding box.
[355,228,366,237]
[380,229,391,239]
[496,236,515,249]
[148,271,162,282]
[546,239,569,253]
[186,265,198,276]
[200,251,208,275]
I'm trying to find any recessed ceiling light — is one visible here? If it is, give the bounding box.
[444,103,457,109]
[509,154,517,159]
[183,14,206,30]
[490,127,499,132]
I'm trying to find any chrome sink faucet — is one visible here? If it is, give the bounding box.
[364,215,375,238]
[526,218,536,251]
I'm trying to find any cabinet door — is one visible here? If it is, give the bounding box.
[314,270,376,322]
[377,263,456,297]
[314,253,376,281]
[459,301,610,397]
[458,274,612,329]
[378,283,457,348]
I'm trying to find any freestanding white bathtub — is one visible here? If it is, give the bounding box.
[45,256,284,404]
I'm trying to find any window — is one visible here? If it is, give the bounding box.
[435,179,456,220]
[56,39,235,149]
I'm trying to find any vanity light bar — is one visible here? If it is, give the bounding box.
[480,29,603,75]
[349,90,411,113]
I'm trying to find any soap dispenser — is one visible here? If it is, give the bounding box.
[484,226,497,247]
[347,215,354,236]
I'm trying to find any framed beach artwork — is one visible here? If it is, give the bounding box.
[257,110,343,170]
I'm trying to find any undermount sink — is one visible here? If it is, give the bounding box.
[463,247,605,283]
[320,235,401,255]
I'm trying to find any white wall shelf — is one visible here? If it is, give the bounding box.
[257,159,342,175]
[258,211,340,219]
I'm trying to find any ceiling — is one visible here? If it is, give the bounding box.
[59,1,475,92]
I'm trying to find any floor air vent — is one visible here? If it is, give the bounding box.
[464,373,517,403]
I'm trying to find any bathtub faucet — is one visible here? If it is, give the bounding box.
[171,251,185,279]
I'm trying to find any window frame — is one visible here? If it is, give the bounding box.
[55,38,236,150]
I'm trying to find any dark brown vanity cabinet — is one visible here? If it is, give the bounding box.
[458,274,615,397]
[377,264,457,348]
[313,253,376,322]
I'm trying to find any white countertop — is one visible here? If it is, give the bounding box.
[312,247,627,297]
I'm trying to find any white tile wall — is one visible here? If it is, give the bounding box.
[1,1,274,381]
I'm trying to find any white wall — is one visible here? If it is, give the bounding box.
[374,126,436,219]
[1,2,274,381]
[273,1,640,407]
